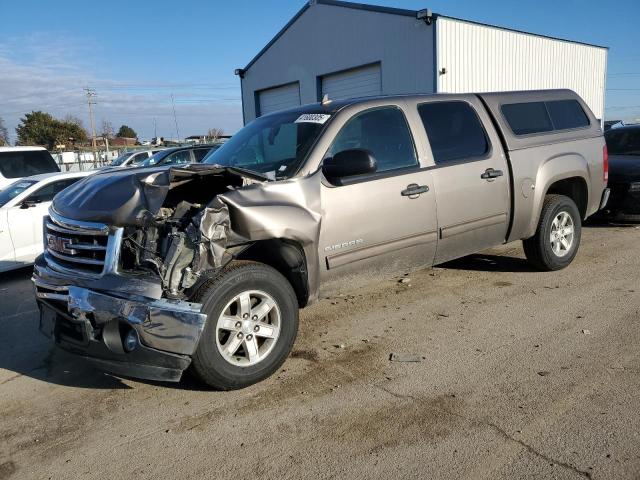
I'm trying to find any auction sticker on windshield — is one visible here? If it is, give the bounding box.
[295,114,331,124]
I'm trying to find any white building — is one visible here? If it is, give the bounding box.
[236,0,607,124]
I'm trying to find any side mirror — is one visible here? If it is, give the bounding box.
[322,149,377,181]
[20,200,38,209]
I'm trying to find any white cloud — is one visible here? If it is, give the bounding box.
[0,35,243,144]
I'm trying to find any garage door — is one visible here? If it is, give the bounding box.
[257,82,301,116]
[321,63,382,101]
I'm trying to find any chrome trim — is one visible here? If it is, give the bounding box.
[48,208,109,234]
[32,277,69,301]
[600,188,610,210]
[36,292,69,301]
[45,222,108,237]
[45,207,124,279]
[67,286,207,356]
[32,278,69,291]
[47,249,105,266]
[104,228,124,274]
[43,255,99,279]
[66,243,107,251]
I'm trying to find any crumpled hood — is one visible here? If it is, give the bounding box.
[52,164,262,227]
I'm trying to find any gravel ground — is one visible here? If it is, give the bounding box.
[1,221,639,480]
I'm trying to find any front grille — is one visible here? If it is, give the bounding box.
[44,210,121,277]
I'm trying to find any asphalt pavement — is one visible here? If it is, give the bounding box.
[1,221,639,480]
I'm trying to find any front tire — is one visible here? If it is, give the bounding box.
[190,261,299,390]
[523,194,582,271]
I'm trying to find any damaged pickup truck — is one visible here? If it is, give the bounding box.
[34,90,609,389]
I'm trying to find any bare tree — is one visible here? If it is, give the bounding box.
[206,128,224,143]
[0,116,8,146]
[64,114,85,129]
[101,119,114,139]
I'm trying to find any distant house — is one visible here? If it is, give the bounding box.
[109,137,137,147]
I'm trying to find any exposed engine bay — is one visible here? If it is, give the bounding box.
[52,164,268,298]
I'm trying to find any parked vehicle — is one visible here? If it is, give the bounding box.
[140,144,220,167]
[34,90,608,389]
[603,124,640,220]
[0,147,60,191]
[0,171,91,272]
[107,149,163,168]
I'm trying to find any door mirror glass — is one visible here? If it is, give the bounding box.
[322,148,377,180]
[20,200,38,209]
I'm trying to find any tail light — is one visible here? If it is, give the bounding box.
[603,144,609,183]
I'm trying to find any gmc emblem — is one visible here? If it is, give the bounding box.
[46,234,77,255]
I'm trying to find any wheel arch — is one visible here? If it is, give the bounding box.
[236,239,310,307]
[545,176,588,219]
[523,153,590,239]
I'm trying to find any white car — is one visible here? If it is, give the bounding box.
[0,171,91,272]
[0,146,60,191]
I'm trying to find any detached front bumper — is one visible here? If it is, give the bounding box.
[34,271,207,382]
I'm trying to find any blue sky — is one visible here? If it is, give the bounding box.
[0,0,638,143]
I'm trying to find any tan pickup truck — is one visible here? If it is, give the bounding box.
[34,89,609,389]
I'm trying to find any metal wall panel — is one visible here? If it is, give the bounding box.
[241,3,435,123]
[436,17,607,120]
[321,63,382,100]
[257,82,301,116]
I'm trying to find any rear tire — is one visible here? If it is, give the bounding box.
[190,261,299,390]
[523,194,582,271]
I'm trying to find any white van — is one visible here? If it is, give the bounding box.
[0,147,60,191]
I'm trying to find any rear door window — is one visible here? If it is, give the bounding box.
[502,99,590,136]
[418,101,490,164]
[501,102,554,136]
[0,150,59,178]
[546,100,590,130]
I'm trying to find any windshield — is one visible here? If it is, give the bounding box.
[110,152,132,166]
[0,179,38,207]
[606,129,640,155]
[0,150,59,178]
[202,111,328,179]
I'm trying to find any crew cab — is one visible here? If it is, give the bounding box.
[33,90,609,389]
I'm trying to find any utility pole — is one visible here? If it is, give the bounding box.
[171,93,180,142]
[153,117,157,144]
[84,87,98,167]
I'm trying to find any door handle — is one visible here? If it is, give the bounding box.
[401,184,429,196]
[481,168,504,180]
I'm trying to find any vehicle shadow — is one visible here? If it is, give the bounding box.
[583,216,640,229]
[440,253,538,273]
[0,267,132,390]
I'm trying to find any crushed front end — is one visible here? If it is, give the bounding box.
[33,165,263,381]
